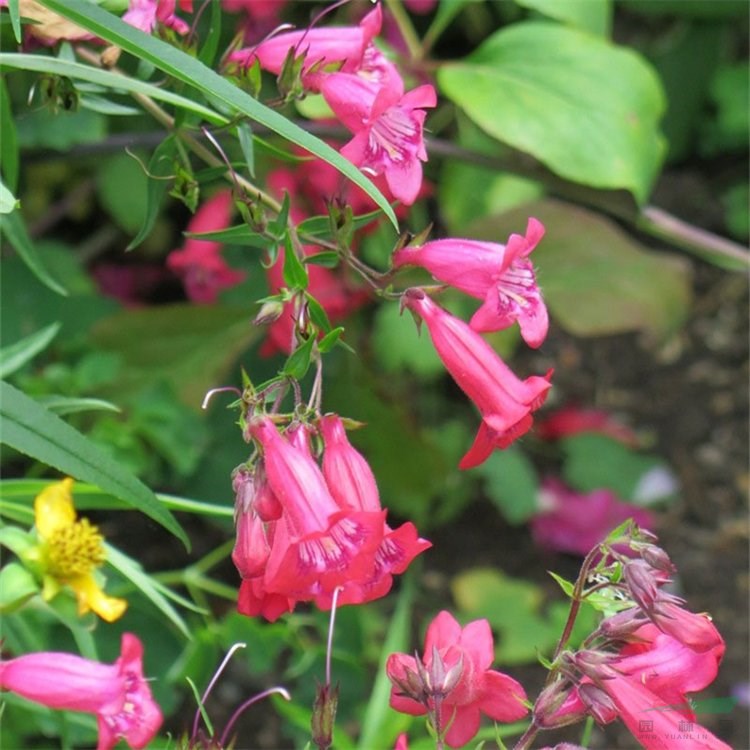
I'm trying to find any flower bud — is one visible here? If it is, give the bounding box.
[311,682,339,750]
[597,608,649,641]
[253,299,284,326]
[533,679,579,728]
[578,683,618,724]
[623,559,660,612]
[640,544,675,573]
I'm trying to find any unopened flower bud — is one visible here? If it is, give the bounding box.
[640,544,675,573]
[623,559,660,612]
[578,683,618,724]
[597,608,649,640]
[311,682,339,750]
[254,299,285,326]
[533,679,579,728]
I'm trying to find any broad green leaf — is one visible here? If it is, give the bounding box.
[96,152,149,234]
[90,304,260,407]
[467,199,692,340]
[36,0,398,228]
[438,21,666,204]
[0,322,61,379]
[0,563,39,613]
[0,54,228,125]
[128,135,178,250]
[372,302,444,378]
[0,381,187,547]
[513,0,612,36]
[282,237,309,290]
[0,210,67,296]
[474,446,539,525]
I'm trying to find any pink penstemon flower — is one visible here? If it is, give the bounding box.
[393,218,549,346]
[123,0,193,35]
[228,4,382,92]
[386,610,529,748]
[321,73,436,206]
[319,413,431,601]
[402,288,552,468]
[167,190,246,304]
[0,633,163,750]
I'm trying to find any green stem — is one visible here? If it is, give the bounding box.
[385,0,423,61]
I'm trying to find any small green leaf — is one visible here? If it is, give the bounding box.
[0,322,61,379]
[7,0,21,43]
[0,79,19,191]
[0,382,188,548]
[185,224,269,248]
[282,237,309,290]
[548,571,575,597]
[35,395,121,416]
[318,326,345,353]
[438,21,666,204]
[197,0,222,66]
[282,335,315,379]
[305,293,333,333]
[237,122,256,179]
[304,252,340,268]
[0,210,67,296]
[128,135,178,250]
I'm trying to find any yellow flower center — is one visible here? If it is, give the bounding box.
[46,518,106,578]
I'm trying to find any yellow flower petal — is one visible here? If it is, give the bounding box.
[34,478,76,539]
[71,574,128,623]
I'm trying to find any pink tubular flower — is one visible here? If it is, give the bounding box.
[386,611,529,748]
[0,633,162,750]
[403,289,552,468]
[229,4,382,92]
[123,0,193,35]
[322,73,436,206]
[531,478,654,556]
[319,414,431,601]
[393,218,548,346]
[166,190,246,304]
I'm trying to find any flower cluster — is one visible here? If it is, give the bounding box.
[232,413,430,621]
[396,218,552,468]
[386,610,529,748]
[229,4,436,205]
[532,527,730,750]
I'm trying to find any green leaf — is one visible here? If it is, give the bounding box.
[7,0,21,43]
[438,21,666,204]
[0,563,39,613]
[35,395,121,416]
[282,335,315,379]
[304,252,340,268]
[474,446,539,524]
[562,433,670,503]
[467,199,692,341]
[0,381,188,547]
[0,210,67,296]
[372,302,444,378]
[282,237,309,290]
[513,0,612,36]
[236,122,256,179]
[185,223,270,248]
[197,0,222,67]
[35,0,398,228]
[0,322,61,379]
[305,293,333,333]
[128,135,178,250]
[0,54,228,125]
[96,152,149,234]
[317,326,344,354]
[0,79,19,192]
[104,543,193,638]
[90,304,260,407]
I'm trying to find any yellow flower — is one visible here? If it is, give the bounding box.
[32,478,127,623]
